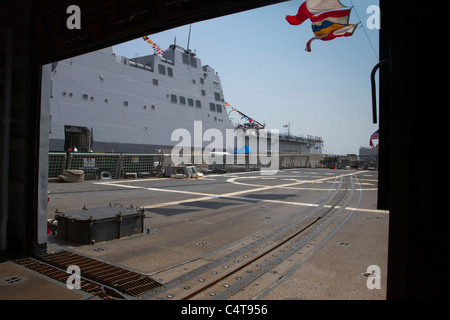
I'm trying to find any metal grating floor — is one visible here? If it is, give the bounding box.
[37,250,162,297]
[13,257,113,300]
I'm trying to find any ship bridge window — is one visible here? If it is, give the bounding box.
[195,100,201,108]
[190,57,197,68]
[170,94,177,103]
[216,104,222,113]
[182,54,189,65]
[201,90,205,96]
[158,64,166,75]
[153,79,158,86]
[200,78,204,84]
[210,103,216,112]
[179,96,186,105]
[214,92,221,101]
[188,98,194,107]
[168,67,173,77]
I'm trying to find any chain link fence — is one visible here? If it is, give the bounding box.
[49,152,163,180]
[48,153,67,177]
[49,152,323,180]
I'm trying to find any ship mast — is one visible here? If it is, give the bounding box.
[186,24,192,51]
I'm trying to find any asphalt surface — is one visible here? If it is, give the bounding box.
[45,168,388,300]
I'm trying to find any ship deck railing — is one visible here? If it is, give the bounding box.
[48,151,325,181]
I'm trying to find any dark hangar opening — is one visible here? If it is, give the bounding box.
[0,0,445,299]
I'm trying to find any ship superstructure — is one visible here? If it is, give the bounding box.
[49,45,234,153]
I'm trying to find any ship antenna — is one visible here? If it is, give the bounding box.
[187,24,192,51]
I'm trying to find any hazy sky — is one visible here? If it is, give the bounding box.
[114,0,379,155]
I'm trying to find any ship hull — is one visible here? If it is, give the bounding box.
[49,46,235,153]
[48,45,323,160]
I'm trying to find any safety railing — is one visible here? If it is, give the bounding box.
[279,154,311,169]
[49,152,319,180]
[48,153,67,177]
[67,153,121,180]
[49,152,164,180]
[118,154,161,178]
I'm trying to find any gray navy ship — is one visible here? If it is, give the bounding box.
[48,43,323,159]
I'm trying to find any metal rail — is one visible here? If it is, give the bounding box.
[181,215,324,300]
[371,59,390,124]
[144,176,356,300]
